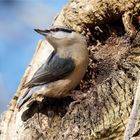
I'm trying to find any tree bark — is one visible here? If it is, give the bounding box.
[0,0,140,140]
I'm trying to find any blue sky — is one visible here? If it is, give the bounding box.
[0,0,68,113]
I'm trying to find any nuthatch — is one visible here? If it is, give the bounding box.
[17,26,89,109]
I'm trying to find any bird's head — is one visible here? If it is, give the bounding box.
[34,26,87,49]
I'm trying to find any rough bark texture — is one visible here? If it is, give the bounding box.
[0,0,140,140]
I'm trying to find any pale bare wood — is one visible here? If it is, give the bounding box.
[124,79,140,140]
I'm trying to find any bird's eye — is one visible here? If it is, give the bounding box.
[52,31,70,39]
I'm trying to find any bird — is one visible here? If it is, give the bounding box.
[17,26,89,109]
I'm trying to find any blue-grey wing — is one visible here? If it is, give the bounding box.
[17,51,75,108]
[23,51,75,88]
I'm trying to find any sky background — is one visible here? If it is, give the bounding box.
[0,0,68,113]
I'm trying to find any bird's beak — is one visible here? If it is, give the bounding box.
[34,29,50,36]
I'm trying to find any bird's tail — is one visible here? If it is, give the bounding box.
[17,88,31,109]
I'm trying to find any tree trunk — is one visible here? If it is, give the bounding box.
[0,0,140,140]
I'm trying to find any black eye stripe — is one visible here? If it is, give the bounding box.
[49,27,75,33]
[34,27,76,35]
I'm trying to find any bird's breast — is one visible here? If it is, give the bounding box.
[44,60,88,97]
[43,45,89,97]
